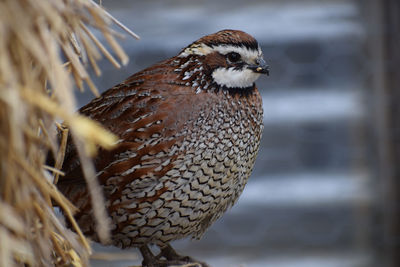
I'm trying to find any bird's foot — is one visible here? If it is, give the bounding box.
[140,244,209,267]
[157,244,209,267]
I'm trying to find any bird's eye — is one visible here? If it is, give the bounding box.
[226,52,241,63]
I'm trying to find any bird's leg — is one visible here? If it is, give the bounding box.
[140,245,159,267]
[140,244,207,267]
[156,243,210,267]
[157,244,187,261]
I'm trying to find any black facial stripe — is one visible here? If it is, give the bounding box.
[232,63,246,71]
[206,41,259,51]
[220,83,256,96]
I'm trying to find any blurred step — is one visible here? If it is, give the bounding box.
[262,89,364,124]
[243,172,372,206]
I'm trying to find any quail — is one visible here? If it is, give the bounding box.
[57,29,269,266]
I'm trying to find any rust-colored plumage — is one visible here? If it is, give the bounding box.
[57,29,268,266]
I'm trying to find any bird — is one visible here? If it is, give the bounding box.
[56,29,269,267]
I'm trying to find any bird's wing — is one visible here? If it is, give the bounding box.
[58,58,203,192]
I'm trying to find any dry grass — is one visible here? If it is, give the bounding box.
[0,0,138,266]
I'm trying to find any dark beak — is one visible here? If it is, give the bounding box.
[249,58,270,75]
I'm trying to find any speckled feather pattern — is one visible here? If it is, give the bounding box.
[58,30,264,249]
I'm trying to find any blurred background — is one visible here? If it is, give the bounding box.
[83,0,400,266]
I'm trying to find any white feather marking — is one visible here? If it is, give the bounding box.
[179,43,213,57]
[213,45,261,63]
[212,67,260,88]
[179,43,261,62]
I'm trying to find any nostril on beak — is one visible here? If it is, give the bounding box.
[256,58,266,66]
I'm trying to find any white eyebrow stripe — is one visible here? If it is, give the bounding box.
[179,43,263,60]
[212,45,261,62]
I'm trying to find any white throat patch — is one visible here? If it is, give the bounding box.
[212,67,260,88]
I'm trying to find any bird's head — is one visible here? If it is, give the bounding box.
[177,29,269,92]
